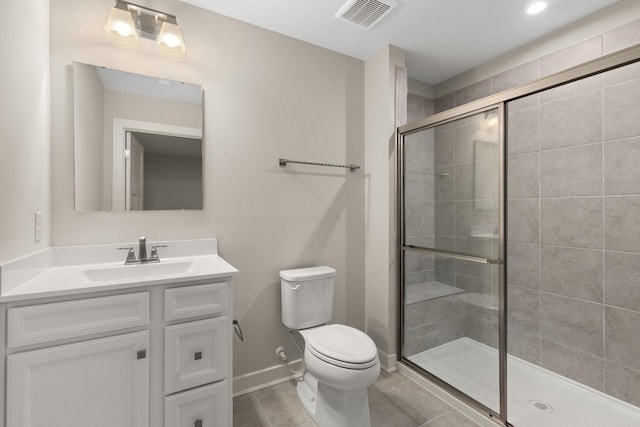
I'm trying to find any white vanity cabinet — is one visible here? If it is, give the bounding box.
[2,280,233,427]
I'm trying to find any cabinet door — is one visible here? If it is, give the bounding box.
[7,331,149,427]
[165,381,229,427]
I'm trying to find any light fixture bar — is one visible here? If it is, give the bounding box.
[115,0,177,40]
[105,0,186,56]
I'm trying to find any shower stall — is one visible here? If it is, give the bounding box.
[398,45,640,427]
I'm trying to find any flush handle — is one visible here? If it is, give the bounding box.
[291,283,301,291]
[194,351,203,360]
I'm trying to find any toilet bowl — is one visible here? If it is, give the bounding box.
[280,266,380,427]
[297,325,380,427]
[302,324,379,389]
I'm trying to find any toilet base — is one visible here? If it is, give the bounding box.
[297,372,372,427]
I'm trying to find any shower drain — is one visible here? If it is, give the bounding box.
[529,400,553,412]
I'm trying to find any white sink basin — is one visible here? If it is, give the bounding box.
[0,239,239,302]
[71,261,194,284]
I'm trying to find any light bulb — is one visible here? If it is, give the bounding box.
[161,34,180,48]
[104,6,139,46]
[114,21,133,36]
[157,21,186,56]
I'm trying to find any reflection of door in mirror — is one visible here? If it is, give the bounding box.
[126,132,145,211]
[111,120,202,211]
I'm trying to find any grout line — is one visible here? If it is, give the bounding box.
[538,195,604,200]
[539,289,602,306]
[536,242,601,252]
[537,85,603,107]
[256,399,276,427]
[243,393,275,427]
[537,140,603,153]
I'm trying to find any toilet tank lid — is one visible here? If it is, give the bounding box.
[279,266,336,281]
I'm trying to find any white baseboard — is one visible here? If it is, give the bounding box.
[378,349,397,373]
[233,359,303,397]
[397,363,499,427]
[233,350,397,397]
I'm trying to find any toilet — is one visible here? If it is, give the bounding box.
[280,266,380,427]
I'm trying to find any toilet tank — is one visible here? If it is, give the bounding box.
[280,266,336,330]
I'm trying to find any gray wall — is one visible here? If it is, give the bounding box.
[143,153,202,210]
[507,62,640,407]
[403,92,442,356]
[404,93,436,287]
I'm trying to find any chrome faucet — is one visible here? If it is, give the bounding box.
[138,236,147,261]
[117,236,167,265]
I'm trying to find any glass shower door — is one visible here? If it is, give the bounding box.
[400,106,504,416]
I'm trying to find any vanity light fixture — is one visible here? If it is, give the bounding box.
[105,0,186,56]
[525,1,548,15]
[484,111,498,128]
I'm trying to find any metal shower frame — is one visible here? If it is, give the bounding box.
[396,44,640,426]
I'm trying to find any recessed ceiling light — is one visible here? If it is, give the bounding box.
[526,1,548,15]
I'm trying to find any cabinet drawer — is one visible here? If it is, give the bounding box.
[165,381,228,427]
[165,317,228,394]
[165,283,228,321]
[8,292,150,348]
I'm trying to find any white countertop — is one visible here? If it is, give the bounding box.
[0,239,238,303]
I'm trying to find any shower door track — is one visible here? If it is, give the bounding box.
[396,43,640,427]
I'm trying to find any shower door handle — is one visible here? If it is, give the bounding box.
[403,245,502,265]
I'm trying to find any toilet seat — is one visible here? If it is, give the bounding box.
[304,324,378,370]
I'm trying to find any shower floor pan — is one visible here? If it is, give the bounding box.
[408,338,640,427]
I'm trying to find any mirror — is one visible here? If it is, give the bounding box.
[73,62,203,211]
[472,109,499,211]
[473,139,497,210]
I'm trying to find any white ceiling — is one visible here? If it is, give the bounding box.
[179,0,619,85]
[94,64,202,104]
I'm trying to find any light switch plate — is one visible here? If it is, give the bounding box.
[34,212,43,242]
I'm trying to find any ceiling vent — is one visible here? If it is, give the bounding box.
[335,0,398,29]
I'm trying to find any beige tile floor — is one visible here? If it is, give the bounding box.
[233,371,482,427]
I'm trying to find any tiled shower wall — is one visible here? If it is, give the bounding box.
[404,92,442,356]
[404,93,436,287]
[404,96,501,355]
[507,62,640,408]
[433,115,499,350]
[433,18,640,407]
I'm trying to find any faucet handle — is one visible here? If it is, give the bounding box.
[149,245,167,262]
[117,247,137,264]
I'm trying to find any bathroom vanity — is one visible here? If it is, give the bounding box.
[0,239,236,427]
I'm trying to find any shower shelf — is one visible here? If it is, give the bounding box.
[405,281,464,304]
